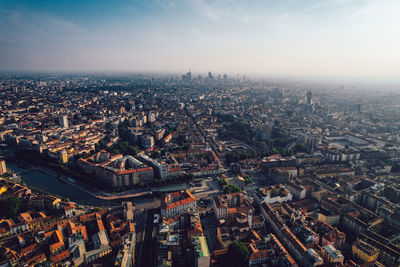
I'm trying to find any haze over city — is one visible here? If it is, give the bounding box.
[1,0,400,82]
[2,1,400,267]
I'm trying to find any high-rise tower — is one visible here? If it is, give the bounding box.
[306,90,313,105]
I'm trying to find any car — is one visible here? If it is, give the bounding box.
[154,214,160,224]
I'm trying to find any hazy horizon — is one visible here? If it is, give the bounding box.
[1,0,400,82]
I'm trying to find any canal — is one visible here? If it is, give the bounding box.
[7,163,125,207]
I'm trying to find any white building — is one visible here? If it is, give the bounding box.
[137,154,168,180]
[147,112,156,123]
[286,181,307,200]
[142,135,154,148]
[257,185,293,204]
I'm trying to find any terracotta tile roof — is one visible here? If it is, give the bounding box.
[282,228,307,253]
[66,222,75,235]
[128,222,135,233]
[44,230,55,238]
[168,166,182,172]
[51,250,70,264]
[270,234,297,266]
[161,190,197,210]
[162,216,179,224]
[19,243,37,257]
[18,212,33,223]
[271,166,297,175]
[97,219,105,232]
[78,225,88,240]
[50,241,64,254]
[249,249,270,261]
[116,167,152,175]
[49,230,64,254]
[213,248,228,256]
[26,253,46,266]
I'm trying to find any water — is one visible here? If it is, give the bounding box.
[7,163,121,207]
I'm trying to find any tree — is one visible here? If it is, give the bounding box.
[95,138,107,151]
[227,241,249,267]
[243,176,252,185]
[217,114,256,145]
[219,178,228,186]
[271,127,283,139]
[153,151,161,158]
[127,145,139,156]
[0,196,21,218]
[269,148,279,155]
[112,149,121,154]
[295,143,309,153]
[385,143,394,148]
[224,184,241,194]
[225,152,240,164]
[273,138,289,147]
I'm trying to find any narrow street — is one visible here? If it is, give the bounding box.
[133,208,147,267]
[138,208,157,267]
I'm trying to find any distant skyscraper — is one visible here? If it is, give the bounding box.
[305,91,314,113]
[223,74,227,82]
[187,70,191,80]
[59,115,69,129]
[357,103,363,114]
[208,71,213,80]
[307,90,313,105]
[273,88,282,98]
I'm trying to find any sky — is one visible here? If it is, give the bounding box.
[1,0,400,81]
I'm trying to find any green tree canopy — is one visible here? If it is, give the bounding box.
[227,241,250,267]
[269,148,279,155]
[271,127,283,139]
[224,184,241,194]
[0,196,21,218]
[219,178,228,186]
[294,143,309,153]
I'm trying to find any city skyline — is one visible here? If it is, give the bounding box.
[1,0,400,82]
[1,2,400,265]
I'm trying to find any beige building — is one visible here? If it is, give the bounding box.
[161,190,197,218]
[0,159,7,175]
[321,245,344,264]
[213,192,252,220]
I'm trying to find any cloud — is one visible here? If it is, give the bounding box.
[191,27,209,40]
[0,9,88,46]
[151,0,223,21]
[0,0,399,80]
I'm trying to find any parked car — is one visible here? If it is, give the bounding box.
[154,214,160,224]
